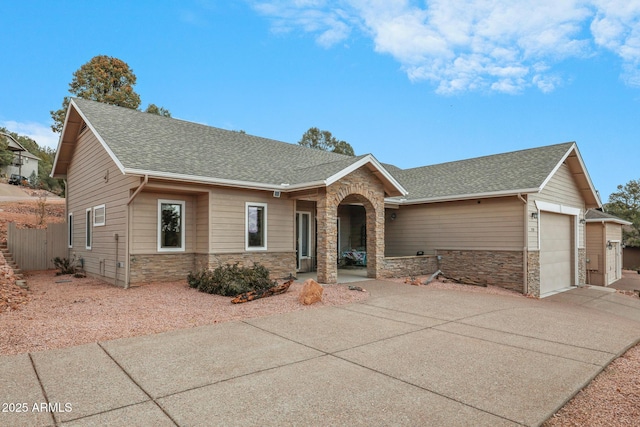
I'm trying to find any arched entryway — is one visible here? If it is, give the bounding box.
[316,168,385,283]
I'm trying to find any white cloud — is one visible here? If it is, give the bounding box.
[1,121,59,149]
[590,0,640,86]
[251,0,640,93]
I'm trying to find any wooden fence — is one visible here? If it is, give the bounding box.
[7,222,68,270]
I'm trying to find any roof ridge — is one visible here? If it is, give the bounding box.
[71,97,354,160]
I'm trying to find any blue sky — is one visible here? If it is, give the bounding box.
[1,0,639,202]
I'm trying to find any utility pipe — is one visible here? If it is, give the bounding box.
[124,175,148,289]
[127,175,149,205]
[517,194,529,295]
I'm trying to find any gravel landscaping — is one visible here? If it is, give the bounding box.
[0,199,639,425]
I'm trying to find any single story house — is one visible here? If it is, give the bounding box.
[585,209,632,285]
[52,98,601,297]
[1,134,40,181]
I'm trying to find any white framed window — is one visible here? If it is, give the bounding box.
[68,212,73,248]
[158,199,185,252]
[93,204,106,227]
[85,208,92,250]
[246,202,267,250]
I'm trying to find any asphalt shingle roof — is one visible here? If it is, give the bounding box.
[73,98,363,186]
[390,142,574,201]
[71,99,577,201]
[585,209,631,223]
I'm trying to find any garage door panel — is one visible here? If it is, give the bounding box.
[540,212,572,295]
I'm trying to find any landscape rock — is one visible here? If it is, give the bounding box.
[299,278,323,305]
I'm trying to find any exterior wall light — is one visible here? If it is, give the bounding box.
[531,212,538,219]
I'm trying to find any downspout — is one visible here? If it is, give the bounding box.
[124,175,149,288]
[517,194,529,295]
[127,175,149,205]
[602,220,607,286]
[65,179,69,258]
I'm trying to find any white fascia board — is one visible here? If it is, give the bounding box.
[391,188,539,205]
[324,154,408,196]
[585,218,633,225]
[535,200,581,216]
[538,143,601,207]
[124,168,327,192]
[71,100,127,174]
[50,103,72,177]
[569,143,602,207]
[538,143,574,192]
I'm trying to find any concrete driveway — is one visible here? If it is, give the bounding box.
[2,281,640,426]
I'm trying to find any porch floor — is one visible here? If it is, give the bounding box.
[296,267,369,284]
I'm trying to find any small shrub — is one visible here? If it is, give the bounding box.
[187,263,275,296]
[52,256,76,275]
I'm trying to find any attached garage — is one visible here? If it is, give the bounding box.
[539,212,574,295]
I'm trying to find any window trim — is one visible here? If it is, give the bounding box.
[245,202,268,251]
[93,204,106,227]
[85,208,92,250]
[157,199,186,252]
[68,212,73,248]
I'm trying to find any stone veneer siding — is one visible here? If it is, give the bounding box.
[526,251,541,297]
[317,167,386,284]
[578,248,586,286]
[129,253,195,284]
[379,256,438,278]
[195,252,296,280]
[437,249,524,293]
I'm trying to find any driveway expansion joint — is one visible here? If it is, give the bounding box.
[29,352,57,427]
[96,342,179,427]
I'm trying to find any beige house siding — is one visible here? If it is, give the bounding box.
[129,191,198,254]
[385,197,524,257]
[528,163,586,250]
[196,193,209,253]
[605,223,623,285]
[209,187,295,253]
[586,222,624,286]
[586,222,604,284]
[66,129,137,286]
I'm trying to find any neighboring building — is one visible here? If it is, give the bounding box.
[585,209,632,285]
[1,136,40,181]
[52,98,601,297]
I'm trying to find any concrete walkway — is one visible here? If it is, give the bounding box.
[2,281,640,427]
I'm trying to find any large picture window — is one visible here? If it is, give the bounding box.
[158,200,185,251]
[246,202,267,250]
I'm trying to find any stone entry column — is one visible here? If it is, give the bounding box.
[365,201,384,278]
[316,195,337,284]
[315,167,387,284]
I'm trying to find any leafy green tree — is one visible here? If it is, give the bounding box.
[145,103,171,117]
[298,127,355,156]
[50,55,141,132]
[606,178,640,246]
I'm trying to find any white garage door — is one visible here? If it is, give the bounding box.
[540,212,572,295]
